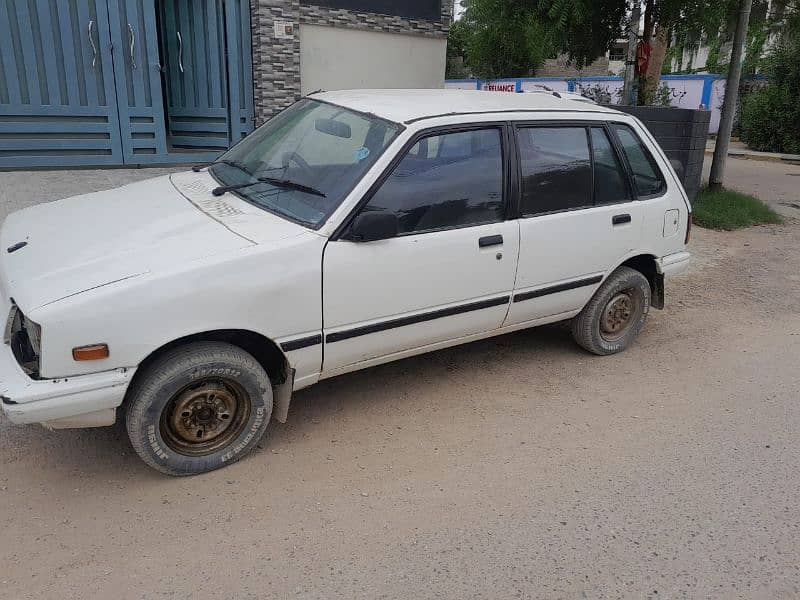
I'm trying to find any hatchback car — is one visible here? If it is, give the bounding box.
[0,90,691,475]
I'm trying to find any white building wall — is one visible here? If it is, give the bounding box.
[299,25,446,95]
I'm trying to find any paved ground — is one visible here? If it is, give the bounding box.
[706,139,800,166]
[0,161,799,599]
[0,167,181,218]
[701,155,800,220]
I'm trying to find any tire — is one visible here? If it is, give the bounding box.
[571,266,651,356]
[125,342,272,476]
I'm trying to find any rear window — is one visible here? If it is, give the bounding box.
[611,124,666,197]
[517,126,592,215]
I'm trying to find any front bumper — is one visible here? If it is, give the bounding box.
[656,251,691,278]
[0,343,134,426]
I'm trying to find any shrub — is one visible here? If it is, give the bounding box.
[739,31,800,154]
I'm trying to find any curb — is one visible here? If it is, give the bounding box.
[704,149,800,165]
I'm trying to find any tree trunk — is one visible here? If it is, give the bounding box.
[642,0,655,41]
[639,27,670,104]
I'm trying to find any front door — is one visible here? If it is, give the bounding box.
[322,125,519,375]
[505,123,644,326]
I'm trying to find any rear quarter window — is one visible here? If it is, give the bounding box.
[611,124,666,198]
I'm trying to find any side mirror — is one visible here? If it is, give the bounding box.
[669,158,685,181]
[346,212,398,242]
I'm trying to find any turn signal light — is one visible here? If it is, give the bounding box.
[72,344,109,361]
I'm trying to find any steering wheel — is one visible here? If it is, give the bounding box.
[282,151,312,173]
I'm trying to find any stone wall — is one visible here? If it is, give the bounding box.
[250,0,452,124]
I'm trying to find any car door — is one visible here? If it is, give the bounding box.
[321,125,520,375]
[505,123,645,326]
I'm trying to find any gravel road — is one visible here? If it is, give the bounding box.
[1,170,799,599]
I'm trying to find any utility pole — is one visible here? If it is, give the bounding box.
[621,1,642,105]
[709,0,753,191]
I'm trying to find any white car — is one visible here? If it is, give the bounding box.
[0,90,691,475]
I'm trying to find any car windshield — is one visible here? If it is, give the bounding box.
[209,99,400,227]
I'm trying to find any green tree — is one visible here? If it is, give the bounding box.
[739,6,800,153]
[536,0,744,103]
[447,0,554,79]
[446,18,472,78]
[537,0,627,68]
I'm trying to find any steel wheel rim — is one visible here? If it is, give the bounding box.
[160,378,251,456]
[600,289,637,342]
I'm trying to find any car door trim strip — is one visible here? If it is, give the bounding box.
[280,334,323,352]
[513,275,603,303]
[325,295,511,343]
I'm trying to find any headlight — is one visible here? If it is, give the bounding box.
[5,303,41,377]
[24,314,41,356]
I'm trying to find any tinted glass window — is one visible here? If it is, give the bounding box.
[518,127,592,215]
[361,128,504,235]
[612,124,665,197]
[591,128,629,204]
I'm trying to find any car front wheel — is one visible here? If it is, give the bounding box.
[571,266,651,355]
[125,342,272,476]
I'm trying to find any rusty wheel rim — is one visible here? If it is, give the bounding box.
[160,379,251,456]
[600,290,636,342]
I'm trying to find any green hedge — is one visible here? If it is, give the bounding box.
[739,37,800,155]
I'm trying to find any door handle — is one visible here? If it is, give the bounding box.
[177,31,184,73]
[612,214,632,225]
[479,234,503,248]
[88,20,97,68]
[127,24,136,69]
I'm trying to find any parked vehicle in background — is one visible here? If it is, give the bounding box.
[0,90,691,475]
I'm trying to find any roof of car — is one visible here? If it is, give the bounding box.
[311,89,620,124]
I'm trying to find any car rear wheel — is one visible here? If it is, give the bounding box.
[126,342,272,476]
[571,266,651,355]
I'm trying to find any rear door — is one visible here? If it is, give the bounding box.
[322,125,519,375]
[505,122,645,326]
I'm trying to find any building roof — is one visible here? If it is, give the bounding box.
[313,89,620,124]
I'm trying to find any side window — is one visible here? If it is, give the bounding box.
[518,127,592,215]
[612,124,666,197]
[361,128,504,235]
[590,127,629,205]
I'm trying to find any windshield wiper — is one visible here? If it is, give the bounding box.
[192,159,252,175]
[212,176,326,198]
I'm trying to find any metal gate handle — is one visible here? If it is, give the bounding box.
[127,24,136,69]
[88,20,97,68]
[177,31,184,73]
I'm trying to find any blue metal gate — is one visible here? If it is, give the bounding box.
[160,0,229,152]
[0,0,253,169]
[0,0,125,167]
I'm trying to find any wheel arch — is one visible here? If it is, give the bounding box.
[617,254,664,309]
[123,329,294,423]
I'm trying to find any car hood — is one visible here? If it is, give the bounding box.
[0,172,307,311]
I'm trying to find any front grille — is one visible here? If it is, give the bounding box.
[5,303,40,377]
